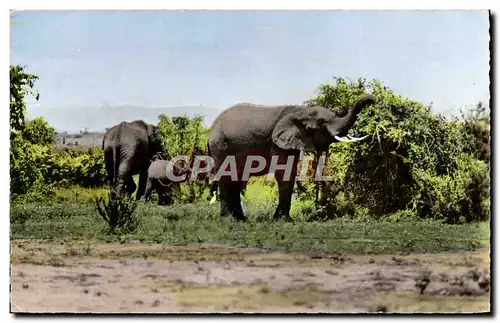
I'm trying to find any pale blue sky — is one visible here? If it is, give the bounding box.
[11,10,490,116]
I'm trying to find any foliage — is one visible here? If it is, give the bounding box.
[157,114,211,203]
[302,77,491,223]
[10,65,39,136]
[158,114,209,157]
[10,141,107,201]
[22,116,57,146]
[48,146,108,188]
[410,155,490,223]
[10,65,40,196]
[10,136,47,197]
[94,191,139,234]
[460,102,490,163]
[11,200,489,254]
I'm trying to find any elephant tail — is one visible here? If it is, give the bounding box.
[112,146,119,187]
[111,127,122,188]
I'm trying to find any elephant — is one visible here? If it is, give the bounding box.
[207,94,376,221]
[102,120,164,200]
[144,158,192,205]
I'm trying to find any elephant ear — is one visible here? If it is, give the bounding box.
[149,125,162,143]
[271,108,319,151]
[148,125,165,153]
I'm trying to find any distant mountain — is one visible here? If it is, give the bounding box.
[26,104,224,134]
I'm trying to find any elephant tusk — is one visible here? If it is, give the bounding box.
[347,134,370,141]
[334,135,352,142]
[334,135,370,142]
[335,135,367,142]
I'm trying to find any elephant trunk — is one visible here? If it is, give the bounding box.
[336,94,375,135]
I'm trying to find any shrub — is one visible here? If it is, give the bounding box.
[411,156,490,223]
[460,102,490,163]
[10,136,50,198]
[10,139,107,201]
[95,191,139,234]
[302,77,490,222]
[48,146,107,188]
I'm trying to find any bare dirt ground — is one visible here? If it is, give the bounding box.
[10,241,491,314]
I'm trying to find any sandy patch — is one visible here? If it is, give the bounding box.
[10,241,490,313]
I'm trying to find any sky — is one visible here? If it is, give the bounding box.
[10,10,490,117]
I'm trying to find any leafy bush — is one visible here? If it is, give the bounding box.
[47,146,107,188]
[411,155,490,223]
[302,77,490,222]
[10,139,107,201]
[460,102,490,163]
[10,136,47,198]
[95,191,139,234]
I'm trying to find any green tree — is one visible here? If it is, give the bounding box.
[10,65,39,138]
[158,114,209,157]
[10,65,41,197]
[157,114,210,203]
[23,116,56,146]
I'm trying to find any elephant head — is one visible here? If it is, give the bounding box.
[147,124,167,160]
[271,95,375,154]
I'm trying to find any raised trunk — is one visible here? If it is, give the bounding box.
[336,95,375,135]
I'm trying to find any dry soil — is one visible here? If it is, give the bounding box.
[10,241,491,314]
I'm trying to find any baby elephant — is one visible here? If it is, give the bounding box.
[144,159,191,205]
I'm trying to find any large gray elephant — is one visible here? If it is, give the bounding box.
[144,159,191,205]
[102,120,164,199]
[207,95,376,221]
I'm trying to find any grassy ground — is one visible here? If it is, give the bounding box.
[11,183,490,255]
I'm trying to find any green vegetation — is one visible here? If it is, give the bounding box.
[157,114,211,203]
[95,191,139,234]
[10,65,491,255]
[303,77,491,223]
[10,198,489,254]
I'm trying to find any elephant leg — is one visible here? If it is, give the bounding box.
[144,178,154,202]
[241,182,248,196]
[124,176,137,196]
[104,149,115,188]
[157,192,167,205]
[158,182,173,206]
[115,176,132,197]
[162,189,173,206]
[135,170,148,201]
[273,179,295,221]
[272,154,299,221]
[153,180,173,206]
[115,160,136,197]
[218,181,246,221]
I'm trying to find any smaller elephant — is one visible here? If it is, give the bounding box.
[144,159,191,205]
